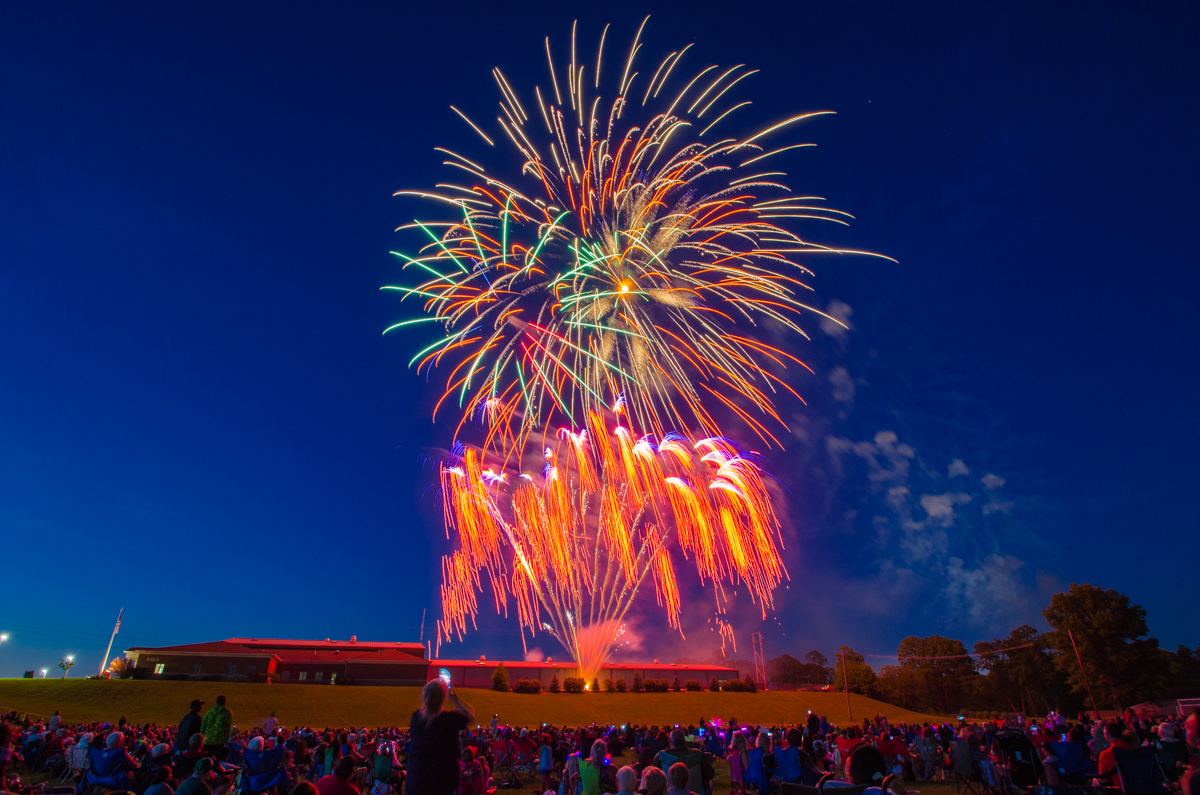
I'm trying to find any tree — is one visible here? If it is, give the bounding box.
[833,646,876,695]
[672,676,682,692]
[803,650,833,684]
[632,671,644,692]
[974,625,1070,715]
[875,664,924,710]
[743,674,757,692]
[549,675,560,693]
[1166,645,1200,693]
[767,654,804,683]
[1043,583,1164,710]
[57,657,75,679]
[896,635,979,714]
[592,677,601,693]
[492,662,510,692]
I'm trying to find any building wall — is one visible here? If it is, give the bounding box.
[134,653,274,678]
[276,663,345,684]
[430,663,738,689]
[345,661,428,686]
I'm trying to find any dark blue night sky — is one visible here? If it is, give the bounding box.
[1,2,1196,677]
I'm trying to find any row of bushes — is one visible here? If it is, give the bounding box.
[497,669,760,694]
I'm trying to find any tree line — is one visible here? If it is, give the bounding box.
[764,583,1200,715]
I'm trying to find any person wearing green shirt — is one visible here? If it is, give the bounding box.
[580,740,614,795]
[200,695,231,747]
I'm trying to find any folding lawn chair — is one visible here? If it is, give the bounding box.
[81,747,131,795]
[512,747,535,783]
[989,730,1042,793]
[950,740,996,795]
[1046,741,1097,786]
[1112,746,1168,795]
[239,746,290,795]
[60,744,89,783]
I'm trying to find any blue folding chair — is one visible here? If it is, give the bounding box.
[1112,746,1168,795]
[240,746,290,795]
[1046,741,1097,786]
[80,747,130,795]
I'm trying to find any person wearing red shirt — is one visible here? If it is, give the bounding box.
[317,757,362,795]
[1096,722,1134,790]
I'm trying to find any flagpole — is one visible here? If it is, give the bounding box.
[100,608,123,676]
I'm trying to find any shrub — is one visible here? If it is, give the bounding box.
[549,675,561,693]
[708,678,720,692]
[604,678,615,693]
[615,678,627,692]
[642,678,670,692]
[672,676,682,692]
[247,671,279,684]
[632,672,644,692]
[723,678,743,692]
[743,674,757,693]
[685,680,702,692]
[492,662,510,692]
[591,677,601,693]
[563,677,585,693]
[333,674,354,686]
[512,678,543,694]
[107,657,136,679]
[163,673,188,681]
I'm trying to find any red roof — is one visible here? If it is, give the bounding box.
[124,640,270,655]
[433,659,737,672]
[274,648,429,664]
[126,638,427,660]
[226,638,425,652]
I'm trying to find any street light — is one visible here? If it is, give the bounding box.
[41,669,48,679]
[58,656,76,679]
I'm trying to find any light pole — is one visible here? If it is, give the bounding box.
[41,669,48,679]
[58,656,75,679]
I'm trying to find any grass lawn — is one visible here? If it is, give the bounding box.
[0,679,941,729]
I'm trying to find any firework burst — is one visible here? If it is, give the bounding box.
[436,411,784,680]
[386,18,890,463]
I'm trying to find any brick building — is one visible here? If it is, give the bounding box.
[430,658,738,689]
[125,637,739,688]
[125,637,428,686]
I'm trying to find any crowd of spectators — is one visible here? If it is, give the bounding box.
[2,689,1198,795]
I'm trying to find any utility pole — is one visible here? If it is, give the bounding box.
[751,633,766,690]
[100,608,123,677]
[842,648,853,722]
[1067,629,1100,718]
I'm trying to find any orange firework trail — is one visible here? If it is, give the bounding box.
[436,411,785,680]
[386,19,892,463]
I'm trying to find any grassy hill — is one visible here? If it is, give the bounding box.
[0,679,940,728]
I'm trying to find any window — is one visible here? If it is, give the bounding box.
[192,664,202,674]
[298,671,308,681]
[330,673,337,685]
[227,665,237,676]
[246,665,256,674]
[153,664,165,675]
[314,671,324,681]
[281,671,291,681]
